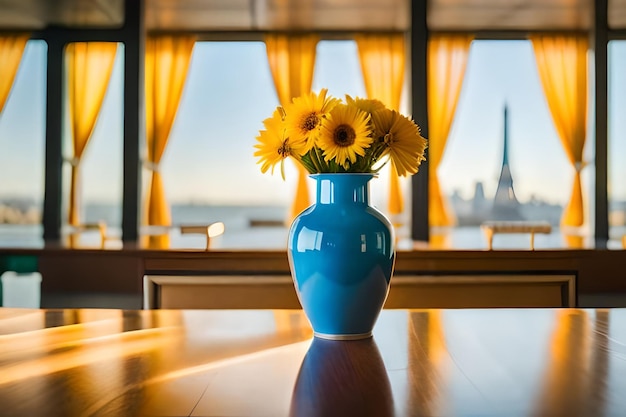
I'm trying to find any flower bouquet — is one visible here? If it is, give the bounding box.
[254,89,427,178]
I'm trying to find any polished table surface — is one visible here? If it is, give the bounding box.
[0,308,625,417]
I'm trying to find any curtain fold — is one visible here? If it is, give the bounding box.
[144,35,196,249]
[531,34,588,227]
[427,34,473,228]
[66,42,118,246]
[0,34,29,116]
[355,33,406,216]
[265,33,319,221]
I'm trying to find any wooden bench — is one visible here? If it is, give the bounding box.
[179,223,225,251]
[66,222,109,248]
[142,222,225,250]
[481,221,552,250]
[66,222,225,250]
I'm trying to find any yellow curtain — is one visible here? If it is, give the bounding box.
[355,33,406,216]
[265,33,319,221]
[0,34,29,116]
[144,35,196,249]
[564,233,585,249]
[66,42,118,245]
[427,34,473,227]
[531,34,588,227]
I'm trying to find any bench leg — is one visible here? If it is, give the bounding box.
[484,229,494,250]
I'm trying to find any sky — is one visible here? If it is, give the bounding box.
[1,39,625,210]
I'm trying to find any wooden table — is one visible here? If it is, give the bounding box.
[0,308,625,417]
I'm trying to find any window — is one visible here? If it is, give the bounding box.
[61,43,124,248]
[162,41,286,249]
[313,40,408,236]
[0,40,46,247]
[162,39,397,249]
[440,40,584,249]
[608,40,626,246]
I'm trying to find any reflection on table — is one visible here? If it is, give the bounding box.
[0,308,625,416]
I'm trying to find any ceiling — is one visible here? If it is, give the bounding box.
[0,0,124,30]
[429,0,592,31]
[146,0,410,32]
[0,0,623,32]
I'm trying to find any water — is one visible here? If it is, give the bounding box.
[0,204,624,250]
[0,205,290,250]
[0,224,43,248]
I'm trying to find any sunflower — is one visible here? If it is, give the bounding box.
[371,108,427,176]
[318,104,373,170]
[345,95,386,114]
[253,107,294,179]
[284,89,339,153]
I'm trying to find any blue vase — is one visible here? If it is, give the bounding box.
[287,173,395,340]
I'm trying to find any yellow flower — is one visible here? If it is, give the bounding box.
[371,108,427,176]
[345,95,386,114]
[318,104,373,169]
[253,107,293,179]
[284,89,339,153]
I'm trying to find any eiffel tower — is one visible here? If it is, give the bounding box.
[491,105,524,221]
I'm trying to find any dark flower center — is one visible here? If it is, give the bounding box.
[334,125,356,147]
[302,113,319,132]
[277,140,290,157]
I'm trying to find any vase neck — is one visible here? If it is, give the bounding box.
[313,174,373,205]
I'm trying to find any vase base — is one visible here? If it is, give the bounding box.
[314,331,373,341]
